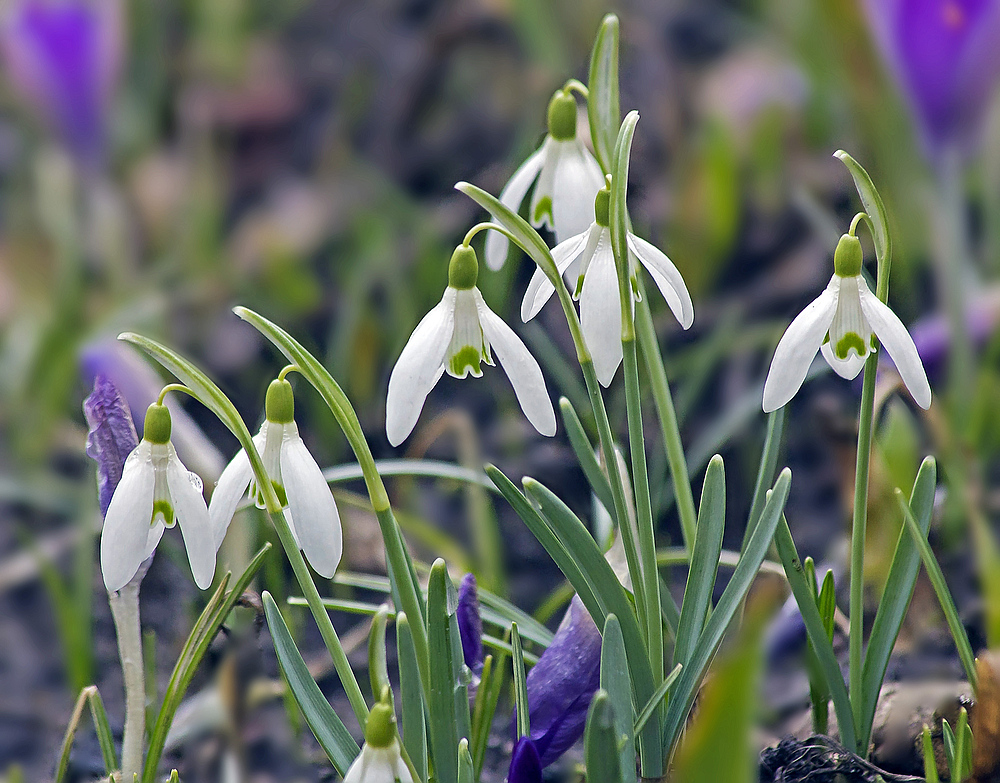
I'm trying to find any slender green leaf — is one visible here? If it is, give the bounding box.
[772,515,857,750]
[427,559,461,783]
[263,592,359,774]
[458,738,474,783]
[943,718,956,771]
[86,687,117,775]
[923,724,940,783]
[369,606,391,699]
[397,614,427,783]
[56,687,109,783]
[470,653,495,779]
[818,570,837,639]
[633,663,682,735]
[860,457,936,745]
[472,649,507,780]
[659,575,681,638]
[143,544,272,782]
[585,691,625,783]
[898,490,978,690]
[610,111,639,344]
[587,13,620,174]
[834,150,891,270]
[559,397,614,516]
[744,407,785,548]
[662,470,791,756]
[954,708,968,781]
[676,455,726,665]
[511,623,530,738]
[600,614,634,782]
[324,459,495,492]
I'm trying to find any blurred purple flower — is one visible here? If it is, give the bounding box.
[907,288,1000,378]
[506,737,542,783]
[864,0,1000,157]
[0,0,122,165]
[457,574,484,673]
[521,596,602,767]
[84,373,137,517]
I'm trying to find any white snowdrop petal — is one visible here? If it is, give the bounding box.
[552,139,604,243]
[762,279,841,413]
[166,453,216,590]
[208,446,253,550]
[857,282,932,409]
[386,289,456,446]
[530,137,559,231]
[142,522,165,562]
[820,340,867,380]
[101,445,156,592]
[579,237,624,387]
[521,229,589,321]
[627,233,695,329]
[280,427,343,578]
[475,290,556,436]
[485,145,546,270]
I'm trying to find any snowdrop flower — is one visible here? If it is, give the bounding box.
[209,375,342,578]
[386,243,556,446]
[343,702,413,783]
[100,401,215,593]
[762,232,932,413]
[522,183,695,386]
[485,89,604,270]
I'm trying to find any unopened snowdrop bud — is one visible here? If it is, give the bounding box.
[343,703,413,783]
[386,242,556,445]
[762,230,932,412]
[209,371,343,578]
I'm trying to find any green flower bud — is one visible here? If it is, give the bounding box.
[448,244,479,290]
[547,90,577,141]
[265,379,295,424]
[594,187,610,228]
[364,702,397,749]
[143,403,172,444]
[833,233,863,278]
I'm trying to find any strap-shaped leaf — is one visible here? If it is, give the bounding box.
[610,111,639,341]
[772,515,857,751]
[397,613,427,783]
[584,691,626,783]
[587,13,620,175]
[662,470,791,756]
[427,559,462,783]
[834,150,891,272]
[511,623,530,738]
[675,455,726,666]
[559,397,614,516]
[600,614,635,781]
[458,738,474,783]
[744,408,785,548]
[859,456,936,746]
[369,605,391,699]
[263,591,359,775]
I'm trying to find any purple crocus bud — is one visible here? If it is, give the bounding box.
[0,0,122,167]
[522,596,602,767]
[457,573,484,672]
[506,736,542,783]
[864,0,1000,158]
[83,374,137,517]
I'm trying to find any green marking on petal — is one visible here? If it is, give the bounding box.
[448,345,483,378]
[835,331,866,360]
[272,480,288,507]
[533,196,553,224]
[153,499,174,527]
[573,274,585,298]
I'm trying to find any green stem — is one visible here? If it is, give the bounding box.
[109,578,145,782]
[849,350,878,749]
[624,338,663,682]
[634,289,698,550]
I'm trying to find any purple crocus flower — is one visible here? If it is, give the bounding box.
[457,573,484,673]
[864,0,1000,158]
[0,0,122,166]
[522,596,602,767]
[83,374,137,517]
[506,736,542,783]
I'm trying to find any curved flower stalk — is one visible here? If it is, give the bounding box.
[386,242,556,446]
[485,88,604,270]
[100,398,215,593]
[344,700,415,783]
[522,182,694,386]
[762,232,931,413]
[209,373,342,578]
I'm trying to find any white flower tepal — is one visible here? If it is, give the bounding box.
[762,232,931,413]
[386,244,556,446]
[209,378,343,578]
[101,402,216,593]
[485,89,604,270]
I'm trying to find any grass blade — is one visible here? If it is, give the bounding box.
[600,614,635,780]
[559,397,614,516]
[834,150,891,270]
[397,614,427,783]
[369,606,390,699]
[512,623,530,738]
[586,13,620,174]
[584,691,625,783]
[427,559,462,783]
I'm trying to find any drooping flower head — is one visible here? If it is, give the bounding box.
[0,0,122,166]
[386,243,556,445]
[343,701,414,783]
[100,399,216,593]
[521,595,602,767]
[522,181,695,386]
[209,375,343,578]
[762,231,931,412]
[485,89,604,270]
[864,0,1000,158]
[84,373,138,517]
